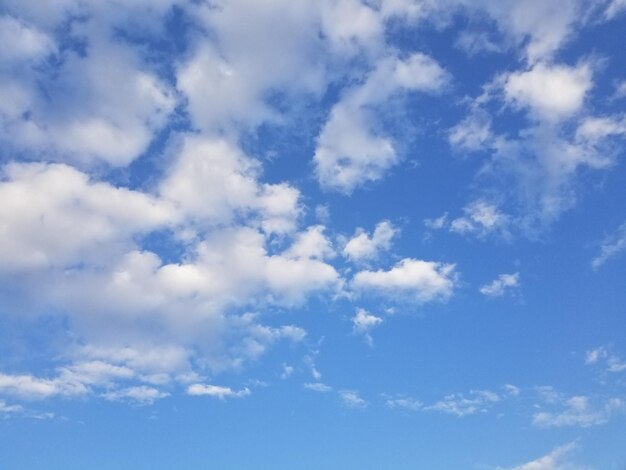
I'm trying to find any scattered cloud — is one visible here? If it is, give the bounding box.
[426,389,501,417]
[186,384,251,400]
[352,308,383,345]
[339,390,367,408]
[533,391,624,428]
[304,382,333,393]
[352,258,457,303]
[499,442,585,470]
[343,220,397,263]
[102,386,169,405]
[591,221,626,269]
[480,273,520,297]
[503,62,593,122]
[314,53,448,192]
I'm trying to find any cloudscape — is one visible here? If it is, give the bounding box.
[0,1,625,468]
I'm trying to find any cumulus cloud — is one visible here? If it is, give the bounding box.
[343,220,397,262]
[480,273,520,297]
[504,62,593,121]
[0,162,175,271]
[159,135,301,234]
[314,53,449,192]
[353,258,457,303]
[0,16,176,165]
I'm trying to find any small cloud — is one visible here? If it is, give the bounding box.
[499,441,580,470]
[533,393,624,428]
[480,272,520,297]
[585,345,626,372]
[591,221,626,269]
[281,364,294,379]
[186,384,250,399]
[385,396,422,411]
[339,390,367,408]
[102,386,169,405]
[343,220,397,263]
[352,258,457,304]
[426,389,501,417]
[304,382,332,393]
[352,308,383,346]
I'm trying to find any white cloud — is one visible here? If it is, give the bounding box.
[500,442,584,470]
[285,225,335,260]
[159,135,301,234]
[448,111,493,151]
[533,395,624,428]
[304,382,333,393]
[339,390,367,408]
[0,162,175,271]
[343,220,397,262]
[480,273,520,297]
[0,23,176,166]
[455,30,502,56]
[186,384,251,399]
[102,386,169,405]
[0,373,67,400]
[584,346,626,372]
[385,396,423,411]
[605,0,626,19]
[0,400,23,415]
[585,346,608,365]
[353,258,457,303]
[314,53,448,192]
[504,62,593,121]
[591,221,626,269]
[450,201,510,237]
[465,0,584,64]
[0,15,55,63]
[178,0,325,132]
[352,308,383,345]
[426,389,501,417]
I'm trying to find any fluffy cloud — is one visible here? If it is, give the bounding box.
[0,18,176,166]
[504,62,593,121]
[353,259,457,303]
[314,53,448,192]
[0,162,175,271]
[159,135,301,233]
[352,308,383,345]
[480,273,520,297]
[343,220,397,262]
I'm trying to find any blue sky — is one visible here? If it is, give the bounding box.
[0,1,625,468]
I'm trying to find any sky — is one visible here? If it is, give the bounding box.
[0,0,625,468]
